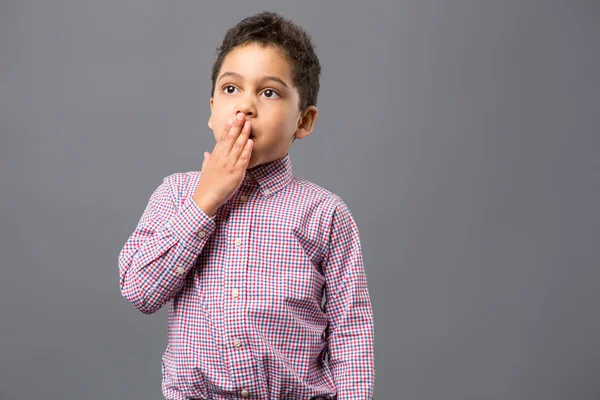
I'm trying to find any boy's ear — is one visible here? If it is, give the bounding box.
[294,106,318,140]
[208,97,214,130]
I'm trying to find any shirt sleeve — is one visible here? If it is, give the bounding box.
[118,174,216,314]
[322,200,375,399]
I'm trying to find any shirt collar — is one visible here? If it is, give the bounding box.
[242,153,294,197]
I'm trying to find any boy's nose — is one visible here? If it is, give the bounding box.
[235,97,256,117]
[236,110,253,117]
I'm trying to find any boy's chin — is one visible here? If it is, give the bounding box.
[246,154,259,169]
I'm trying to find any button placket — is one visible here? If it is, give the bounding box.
[223,189,257,393]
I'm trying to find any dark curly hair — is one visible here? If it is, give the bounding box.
[210,11,321,111]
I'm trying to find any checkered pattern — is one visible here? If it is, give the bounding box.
[118,153,374,399]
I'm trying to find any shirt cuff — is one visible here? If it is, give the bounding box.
[167,195,216,249]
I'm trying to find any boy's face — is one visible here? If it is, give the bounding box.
[208,42,317,170]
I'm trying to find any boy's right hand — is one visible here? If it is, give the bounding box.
[193,112,253,217]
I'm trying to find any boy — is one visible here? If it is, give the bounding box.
[118,11,374,400]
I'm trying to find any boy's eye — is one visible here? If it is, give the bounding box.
[223,85,239,94]
[261,89,280,99]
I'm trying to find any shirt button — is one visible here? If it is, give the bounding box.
[263,189,271,196]
[233,339,241,348]
[234,238,242,246]
[232,289,239,298]
[198,231,206,238]
[241,389,249,397]
[176,267,185,274]
[240,195,248,202]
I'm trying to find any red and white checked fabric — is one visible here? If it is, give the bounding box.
[118,153,374,399]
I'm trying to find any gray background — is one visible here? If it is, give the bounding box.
[1,0,599,399]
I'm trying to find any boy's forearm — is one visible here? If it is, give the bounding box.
[119,192,216,314]
[328,287,375,399]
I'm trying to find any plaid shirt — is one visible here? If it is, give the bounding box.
[118,153,374,399]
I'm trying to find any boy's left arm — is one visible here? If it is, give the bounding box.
[322,200,375,400]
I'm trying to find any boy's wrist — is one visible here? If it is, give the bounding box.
[192,195,219,218]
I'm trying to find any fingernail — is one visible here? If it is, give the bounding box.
[236,112,245,120]
[244,121,250,128]
[227,119,233,126]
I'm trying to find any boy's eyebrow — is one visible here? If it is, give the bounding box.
[218,71,290,89]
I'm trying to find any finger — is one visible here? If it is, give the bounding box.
[223,113,246,154]
[229,120,251,161]
[235,138,253,168]
[215,119,234,154]
[213,118,234,158]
